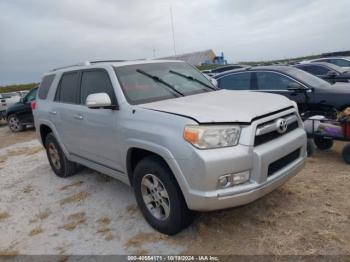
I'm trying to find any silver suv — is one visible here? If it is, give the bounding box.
[34,60,307,235]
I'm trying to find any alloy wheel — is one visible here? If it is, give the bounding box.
[8,116,21,132]
[48,142,61,170]
[141,174,170,221]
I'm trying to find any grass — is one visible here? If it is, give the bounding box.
[59,181,84,191]
[59,191,90,206]
[61,212,86,231]
[0,212,10,220]
[0,83,38,94]
[29,225,43,236]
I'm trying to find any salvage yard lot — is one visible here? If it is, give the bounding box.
[0,125,349,256]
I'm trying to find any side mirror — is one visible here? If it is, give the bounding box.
[86,93,115,109]
[326,70,338,78]
[287,82,304,92]
[20,98,25,103]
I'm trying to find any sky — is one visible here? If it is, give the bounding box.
[0,0,349,85]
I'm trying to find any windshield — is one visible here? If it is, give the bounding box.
[114,62,216,105]
[284,67,331,88]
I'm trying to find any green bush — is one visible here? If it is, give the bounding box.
[0,83,39,93]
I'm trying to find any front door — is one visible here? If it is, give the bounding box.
[254,71,308,113]
[74,69,123,172]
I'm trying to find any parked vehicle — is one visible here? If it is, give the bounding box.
[213,66,350,118]
[6,87,38,132]
[308,57,350,71]
[0,93,21,119]
[34,60,306,235]
[295,62,350,84]
[201,64,247,76]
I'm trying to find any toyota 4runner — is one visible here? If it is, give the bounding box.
[34,60,307,235]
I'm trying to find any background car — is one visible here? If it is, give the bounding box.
[201,64,248,76]
[213,66,350,117]
[6,87,38,132]
[0,92,21,120]
[309,57,350,70]
[295,62,350,84]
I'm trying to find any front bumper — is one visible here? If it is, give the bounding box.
[177,128,307,211]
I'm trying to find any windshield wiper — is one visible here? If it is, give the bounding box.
[169,70,217,91]
[136,69,184,97]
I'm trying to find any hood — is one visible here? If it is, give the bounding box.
[139,90,294,123]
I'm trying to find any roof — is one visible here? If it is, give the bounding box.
[47,59,183,74]
[160,49,216,65]
[213,65,295,78]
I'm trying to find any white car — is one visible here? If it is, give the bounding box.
[0,93,21,119]
[303,57,350,71]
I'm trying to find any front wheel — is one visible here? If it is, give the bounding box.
[7,114,24,132]
[314,137,334,151]
[133,156,196,235]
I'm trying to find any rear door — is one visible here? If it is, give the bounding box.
[51,71,83,154]
[216,72,252,91]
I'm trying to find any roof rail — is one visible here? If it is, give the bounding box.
[50,60,128,72]
[90,60,126,64]
[51,61,91,71]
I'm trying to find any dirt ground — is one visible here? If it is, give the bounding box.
[0,126,349,256]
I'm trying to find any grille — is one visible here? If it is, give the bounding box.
[268,149,300,176]
[254,120,299,146]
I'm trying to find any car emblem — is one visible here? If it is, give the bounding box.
[276,118,288,134]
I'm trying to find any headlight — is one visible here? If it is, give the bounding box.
[183,125,241,149]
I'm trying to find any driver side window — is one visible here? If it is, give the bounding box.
[24,88,38,103]
[255,72,296,90]
[330,59,350,67]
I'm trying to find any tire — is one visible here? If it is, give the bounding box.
[314,137,334,151]
[133,156,196,235]
[45,133,78,178]
[342,144,350,164]
[307,139,315,157]
[7,114,24,132]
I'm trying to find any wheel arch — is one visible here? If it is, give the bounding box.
[125,145,191,207]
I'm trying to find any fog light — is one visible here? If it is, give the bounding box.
[218,171,250,189]
[218,176,230,188]
[232,171,250,185]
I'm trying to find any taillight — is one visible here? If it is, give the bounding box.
[31,100,37,110]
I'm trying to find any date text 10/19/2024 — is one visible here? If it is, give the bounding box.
[127,255,220,261]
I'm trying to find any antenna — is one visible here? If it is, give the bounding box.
[170,6,177,56]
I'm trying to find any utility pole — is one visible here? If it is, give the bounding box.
[170,6,177,56]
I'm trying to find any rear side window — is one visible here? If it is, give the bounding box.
[255,72,296,90]
[38,74,55,99]
[56,72,79,104]
[304,65,329,75]
[80,70,116,104]
[218,72,251,90]
[330,59,350,67]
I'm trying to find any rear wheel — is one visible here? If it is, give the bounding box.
[45,133,78,178]
[7,114,24,132]
[314,137,334,151]
[133,156,196,235]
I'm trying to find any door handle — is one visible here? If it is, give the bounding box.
[73,115,83,120]
[49,111,57,115]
